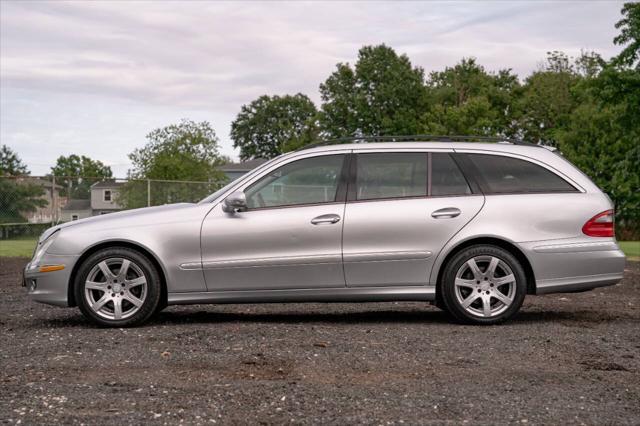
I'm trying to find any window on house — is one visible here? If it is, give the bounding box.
[71,214,79,221]
[104,190,112,202]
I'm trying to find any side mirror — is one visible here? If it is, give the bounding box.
[222,191,247,213]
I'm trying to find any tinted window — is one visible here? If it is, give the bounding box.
[431,153,471,196]
[356,153,427,200]
[245,155,345,208]
[467,154,576,193]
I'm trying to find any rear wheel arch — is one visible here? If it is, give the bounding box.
[67,241,167,309]
[435,237,536,305]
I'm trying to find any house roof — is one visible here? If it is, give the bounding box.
[91,180,125,189]
[62,199,91,211]
[218,159,267,172]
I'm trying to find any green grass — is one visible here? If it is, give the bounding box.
[0,238,638,261]
[619,241,640,261]
[0,239,37,257]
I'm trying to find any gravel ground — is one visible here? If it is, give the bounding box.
[1,257,639,425]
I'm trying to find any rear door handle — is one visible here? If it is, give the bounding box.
[431,207,461,219]
[311,214,341,225]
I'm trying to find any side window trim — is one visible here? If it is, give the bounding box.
[243,153,350,211]
[346,152,358,202]
[450,153,484,195]
[427,152,432,196]
[334,152,352,203]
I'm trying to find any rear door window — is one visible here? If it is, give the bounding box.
[466,153,577,193]
[431,153,471,196]
[355,153,427,201]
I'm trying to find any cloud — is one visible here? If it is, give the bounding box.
[2,1,623,106]
[0,0,626,175]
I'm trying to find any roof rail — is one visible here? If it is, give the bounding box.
[297,134,539,151]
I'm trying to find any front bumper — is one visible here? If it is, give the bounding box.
[24,253,80,307]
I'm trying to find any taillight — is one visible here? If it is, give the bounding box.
[582,210,614,237]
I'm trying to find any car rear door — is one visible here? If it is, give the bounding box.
[342,149,484,287]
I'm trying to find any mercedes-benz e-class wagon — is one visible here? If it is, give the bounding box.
[24,138,626,326]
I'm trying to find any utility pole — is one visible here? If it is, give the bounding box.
[51,174,56,224]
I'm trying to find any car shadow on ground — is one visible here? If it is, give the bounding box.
[151,308,628,326]
[33,306,630,329]
[153,308,452,325]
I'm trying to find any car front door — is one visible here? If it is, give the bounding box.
[342,150,484,287]
[200,152,349,291]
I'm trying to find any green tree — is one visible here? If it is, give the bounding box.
[575,50,606,78]
[0,145,46,224]
[119,120,227,208]
[517,51,580,146]
[319,44,427,138]
[421,58,521,137]
[555,101,638,237]
[603,3,640,133]
[0,144,29,176]
[551,6,640,238]
[231,94,318,160]
[128,120,226,181]
[50,154,113,198]
[0,179,47,224]
[613,2,640,69]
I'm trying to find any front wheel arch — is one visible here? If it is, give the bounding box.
[435,237,536,307]
[68,241,167,309]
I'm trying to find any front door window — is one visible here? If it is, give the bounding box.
[245,155,346,209]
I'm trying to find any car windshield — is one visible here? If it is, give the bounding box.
[198,155,285,204]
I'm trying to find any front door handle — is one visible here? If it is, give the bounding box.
[311,214,341,225]
[431,207,461,219]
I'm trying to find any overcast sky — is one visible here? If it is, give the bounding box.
[0,0,625,176]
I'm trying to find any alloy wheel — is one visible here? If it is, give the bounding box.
[84,258,148,320]
[454,255,517,318]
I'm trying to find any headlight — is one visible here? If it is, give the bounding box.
[30,230,60,267]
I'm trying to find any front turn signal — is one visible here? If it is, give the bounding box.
[38,265,65,273]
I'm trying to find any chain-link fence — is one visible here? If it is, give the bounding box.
[0,175,224,240]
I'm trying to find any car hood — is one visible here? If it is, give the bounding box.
[39,203,198,242]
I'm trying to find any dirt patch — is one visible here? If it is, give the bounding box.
[1,257,639,425]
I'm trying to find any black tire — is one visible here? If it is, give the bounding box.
[433,298,448,312]
[74,247,162,327]
[440,245,526,325]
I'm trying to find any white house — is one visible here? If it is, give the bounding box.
[60,181,124,221]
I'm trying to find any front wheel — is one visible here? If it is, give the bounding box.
[440,245,527,325]
[75,247,161,327]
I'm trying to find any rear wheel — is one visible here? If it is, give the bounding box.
[441,245,526,325]
[75,247,161,327]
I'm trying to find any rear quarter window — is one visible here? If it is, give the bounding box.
[466,153,577,194]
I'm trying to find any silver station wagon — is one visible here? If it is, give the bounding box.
[24,137,626,326]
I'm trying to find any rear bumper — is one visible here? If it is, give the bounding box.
[535,272,623,294]
[24,254,79,307]
[518,239,626,295]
